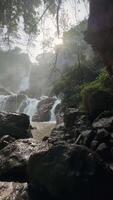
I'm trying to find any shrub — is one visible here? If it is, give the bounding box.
[81,70,113,113]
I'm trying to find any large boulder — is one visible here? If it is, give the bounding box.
[0,135,15,150]
[32,97,56,122]
[93,116,113,130]
[64,108,80,128]
[28,144,113,200]
[83,89,113,118]
[0,112,32,139]
[0,138,47,182]
[0,182,28,200]
[86,0,113,76]
[64,108,89,131]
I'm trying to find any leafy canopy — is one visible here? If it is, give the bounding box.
[0,0,87,35]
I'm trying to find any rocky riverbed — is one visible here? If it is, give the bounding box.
[0,110,113,200]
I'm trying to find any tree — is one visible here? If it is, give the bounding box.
[0,0,88,38]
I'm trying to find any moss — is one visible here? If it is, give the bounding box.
[81,70,113,113]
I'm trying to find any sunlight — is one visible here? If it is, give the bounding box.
[53,37,63,46]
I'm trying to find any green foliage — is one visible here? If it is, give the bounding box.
[81,70,112,97]
[51,19,105,109]
[0,0,88,35]
[0,0,42,34]
[52,61,99,108]
[81,70,113,112]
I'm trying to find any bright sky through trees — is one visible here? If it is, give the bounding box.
[0,0,89,62]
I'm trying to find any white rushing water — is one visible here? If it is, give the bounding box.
[0,95,10,112]
[50,98,61,122]
[0,94,61,122]
[18,98,40,120]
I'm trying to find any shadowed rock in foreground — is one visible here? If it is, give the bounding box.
[0,109,113,200]
[0,138,48,182]
[0,112,32,139]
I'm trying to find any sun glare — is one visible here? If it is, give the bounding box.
[53,38,63,46]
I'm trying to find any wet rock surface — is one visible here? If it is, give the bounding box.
[0,138,47,182]
[0,135,15,150]
[0,109,113,200]
[28,143,113,200]
[0,182,28,200]
[0,112,32,139]
[32,97,56,122]
[48,110,113,165]
[26,109,113,200]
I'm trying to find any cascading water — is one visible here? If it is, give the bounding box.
[0,65,61,122]
[0,95,10,112]
[17,98,40,120]
[0,93,61,122]
[50,98,61,122]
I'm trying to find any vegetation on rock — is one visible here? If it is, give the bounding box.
[81,70,113,113]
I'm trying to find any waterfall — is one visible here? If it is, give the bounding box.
[0,94,61,122]
[0,95,10,112]
[18,98,40,120]
[50,98,61,122]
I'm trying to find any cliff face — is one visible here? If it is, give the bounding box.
[86,0,113,76]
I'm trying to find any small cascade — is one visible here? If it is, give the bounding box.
[23,98,40,120]
[0,93,61,122]
[50,98,61,122]
[17,98,40,120]
[0,95,10,112]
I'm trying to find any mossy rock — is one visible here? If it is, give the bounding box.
[82,89,113,114]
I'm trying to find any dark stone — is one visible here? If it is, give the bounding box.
[92,116,113,131]
[48,126,67,145]
[32,97,56,122]
[91,140,99,151]
[83,90,113,118]
[86,0,113,76]
[80,130,95,147]
[96,111,113,120]
[32,112,51,122]
[0,138,45,182]
[96,143,112,162]
[64,108,79,128]
[95,129,110,142]
[42,136,49,142]
[0,112,32,139]
[28,143,113,200]
[96,143,107,151]
[0,135,15,150]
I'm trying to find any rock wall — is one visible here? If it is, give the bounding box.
[86,0,113,76]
